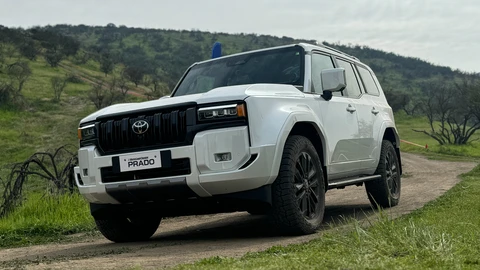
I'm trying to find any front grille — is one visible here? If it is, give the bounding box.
[97,107,191,155]
[101,158,191,183]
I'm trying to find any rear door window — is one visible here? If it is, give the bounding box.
[336,59,362,98]
[357,65,380,96]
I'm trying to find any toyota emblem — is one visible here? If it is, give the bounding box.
[132,120,149,135]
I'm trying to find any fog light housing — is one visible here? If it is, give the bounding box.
[214,152,232,162]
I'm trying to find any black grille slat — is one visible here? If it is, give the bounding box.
[153,113,161,142]
[121,118,129,146]
[179,111,186,136]
[97,108,190,155]
[162,113,171,142]
[171,110,179,140]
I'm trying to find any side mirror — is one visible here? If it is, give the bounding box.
[320,68,346,101]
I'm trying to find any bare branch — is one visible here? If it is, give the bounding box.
[0,145,78,218]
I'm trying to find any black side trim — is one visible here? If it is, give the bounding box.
[214,183,272,204]
[239,154,258,170]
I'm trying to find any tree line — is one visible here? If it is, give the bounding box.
[1,24,480,145]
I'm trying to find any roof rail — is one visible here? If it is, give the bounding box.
[317,43,359,61]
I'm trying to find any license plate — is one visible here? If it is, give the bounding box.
[119,151,162,172]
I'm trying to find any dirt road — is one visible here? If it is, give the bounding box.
[0,152,476,270]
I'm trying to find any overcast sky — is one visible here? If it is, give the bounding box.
[1,0,478,72]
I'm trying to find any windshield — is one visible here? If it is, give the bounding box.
[172,46,304,97]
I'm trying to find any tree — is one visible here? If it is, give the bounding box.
[88,80,121,109]
[145,80,169,100]
[73,50,90,65]
[384,90,410,112]
[123,66,144,86]
[7,61,31,95]
[117,72,130,97]
[100,53,114,76]
[0,43,5,68]
[413,78,480,145]
[145,68,170,100]
[19,40,39,60]
[44,48,64,67]
[51,76,68,102]
[0,82,13,104]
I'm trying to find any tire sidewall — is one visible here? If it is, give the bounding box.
[294,139,325,228]
[373,140,401,206]
[271,135,326,234]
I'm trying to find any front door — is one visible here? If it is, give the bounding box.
[310,53,363,179]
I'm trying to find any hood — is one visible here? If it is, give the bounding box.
[79,83,304,124]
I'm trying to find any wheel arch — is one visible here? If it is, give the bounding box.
[382,127,402,175]
[288,122,328,190]
[267,112,329,190]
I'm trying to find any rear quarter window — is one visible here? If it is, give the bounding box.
[357,65,380,96]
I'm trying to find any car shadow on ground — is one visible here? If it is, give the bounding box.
[151,203,375,241]
[5,203,377,263]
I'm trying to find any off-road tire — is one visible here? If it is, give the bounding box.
[365,140,401,208]
[95,216,161,243]
[268,135,325,235]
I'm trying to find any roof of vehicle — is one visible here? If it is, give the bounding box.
[299,43,361,62]
[193,42,362,66]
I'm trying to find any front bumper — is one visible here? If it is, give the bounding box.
[74,126,276,204]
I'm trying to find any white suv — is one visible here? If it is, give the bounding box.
[75,43,402,242]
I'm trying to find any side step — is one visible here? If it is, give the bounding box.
[328,175,381,189]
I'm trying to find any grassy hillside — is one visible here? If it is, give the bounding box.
[46,24,468,108]
[0,23,471,168]
[0,24,478,249]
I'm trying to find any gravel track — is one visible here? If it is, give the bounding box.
[0,152,475,270]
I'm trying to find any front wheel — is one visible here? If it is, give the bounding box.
[95,215,161,243]
[268,135,325,235]
[365,140,401,208]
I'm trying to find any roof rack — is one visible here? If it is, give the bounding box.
[317,43,359,61]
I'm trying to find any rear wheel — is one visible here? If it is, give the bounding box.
[365,140,401,208]
[94,215,161,243]
[268,135,325,235]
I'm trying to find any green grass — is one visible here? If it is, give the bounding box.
[0,192,95,248]
[395,111,480,159]
[174,165,480,270]
[0,46,139,248]
[2,41,480,265]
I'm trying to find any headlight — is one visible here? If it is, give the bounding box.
[198,104,246,121]
[78,124,96,141]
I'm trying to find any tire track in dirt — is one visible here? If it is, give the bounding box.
[0,152,476,270]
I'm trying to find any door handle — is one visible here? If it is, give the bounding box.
[372,107,379,115]
[346,104,356,113]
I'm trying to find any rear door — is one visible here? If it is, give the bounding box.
[355,63,390,168]
[329,57,374,177]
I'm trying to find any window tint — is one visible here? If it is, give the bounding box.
[174,47,304,97]
[336,59,362,98]
[357,65,380,96]
[311,54,334,93]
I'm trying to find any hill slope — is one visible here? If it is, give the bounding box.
[0,23,472,167]
[47,24,467,106]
